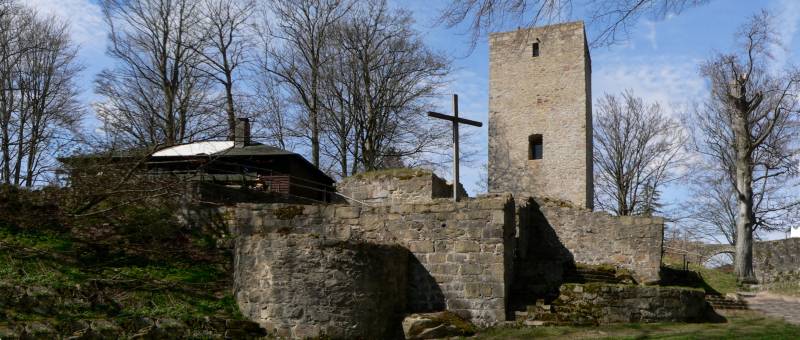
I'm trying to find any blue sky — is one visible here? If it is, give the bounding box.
[27,0,800,238]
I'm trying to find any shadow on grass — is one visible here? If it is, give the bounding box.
[659,266,722,295]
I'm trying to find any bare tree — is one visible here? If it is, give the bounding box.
[439,0,707,47]
[593,90,684,216]
[691,11,800,283]
[196,0,255,140]
[96,0,220,147]
[0,1,82,186]
[321,0,451,173]
[266,0,353,167]
[15,15,83,186]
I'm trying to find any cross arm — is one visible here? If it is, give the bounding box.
[427,111,483,127]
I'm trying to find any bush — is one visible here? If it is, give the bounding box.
[0,185,62,231]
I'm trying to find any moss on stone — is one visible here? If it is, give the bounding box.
[350,168,430,181]
[431,311,478,335]
[272,206,304,220]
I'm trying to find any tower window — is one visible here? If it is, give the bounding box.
[529,134,543,160]
[532,42,540,57]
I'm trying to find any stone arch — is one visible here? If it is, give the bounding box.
[696,244,735,264]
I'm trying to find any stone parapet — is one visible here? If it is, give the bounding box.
[335,168,467,205]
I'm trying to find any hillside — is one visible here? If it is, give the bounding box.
[0,184,267,339]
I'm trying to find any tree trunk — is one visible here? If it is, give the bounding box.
[225,79,235,141]
[733,114,757,284]
[310,69,320,166]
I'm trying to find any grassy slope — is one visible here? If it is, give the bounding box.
[471,311,800,339]
[0,226,241,326]
[662,257,739,295]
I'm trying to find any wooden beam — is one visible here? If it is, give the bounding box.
[427,111,483,127]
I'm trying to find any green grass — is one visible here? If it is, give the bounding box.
[470,312,800,339]
[661,258,739,295]
[688,263,738,295]
[0,225,241,324]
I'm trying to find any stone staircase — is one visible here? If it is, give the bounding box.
[511,265,636,326]
[562,266,632,285]
[705,294,749,310]
[513,299,558,326]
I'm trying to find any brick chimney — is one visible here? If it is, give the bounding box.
[234,118,250,148]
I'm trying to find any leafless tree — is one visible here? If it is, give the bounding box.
[439,0,708,47]
[690,10,800,283]
[96,0,221,147]
[0,1,83,186]
[593,90,684,216]
[319,0,451,174]
[195,0,255,140]
[266,0,353,167]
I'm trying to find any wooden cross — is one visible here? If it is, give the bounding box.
[428,94,483,202]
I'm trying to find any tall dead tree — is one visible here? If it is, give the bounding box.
[96,0,219,147]
[267,0,353,167]
[439,0,707,47]
[593,90,684,216]
[693,11,800,283]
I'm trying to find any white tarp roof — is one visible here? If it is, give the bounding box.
[152,141,234,157]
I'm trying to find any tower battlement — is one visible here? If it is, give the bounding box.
[488,21,593,209]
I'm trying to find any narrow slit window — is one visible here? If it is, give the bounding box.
[529,134,543,160]
[532,42,540,57]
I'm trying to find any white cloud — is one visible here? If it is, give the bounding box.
[643,20,658,50]
[770,0,800,72]
[23,0,107,51]
[593,57,706,117]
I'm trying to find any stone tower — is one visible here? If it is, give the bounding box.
[488,21,593,209]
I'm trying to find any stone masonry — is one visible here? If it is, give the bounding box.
[234,236,408,338]
[217,172,665,337]
[535,283,709,325]
[228,193,516,331]
[336,169,467,205]
[488,21,593,209]
[519,197,664,284]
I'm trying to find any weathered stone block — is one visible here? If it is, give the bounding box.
[454,241,480,253]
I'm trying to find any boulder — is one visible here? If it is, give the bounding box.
[402,311,477,339]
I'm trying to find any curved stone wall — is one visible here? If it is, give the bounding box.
[234,234,408,339]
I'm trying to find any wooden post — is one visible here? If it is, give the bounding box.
[452,94,459,202]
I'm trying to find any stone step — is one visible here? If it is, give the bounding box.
[522,320,552,327]
[705,294,748,310]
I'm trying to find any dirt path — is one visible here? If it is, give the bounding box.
[744,292,800,325]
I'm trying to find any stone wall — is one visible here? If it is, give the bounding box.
[754,238,800,284]
[234,236,408,339]
[665,238,800,285]
[229,194,516,330]
[540,283,709,325]
[511,198,664,305]
[519,198,663,284]
[336,169,467,205]
[488,21,593,209]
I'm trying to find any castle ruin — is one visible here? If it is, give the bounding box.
[192,22,704,339]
